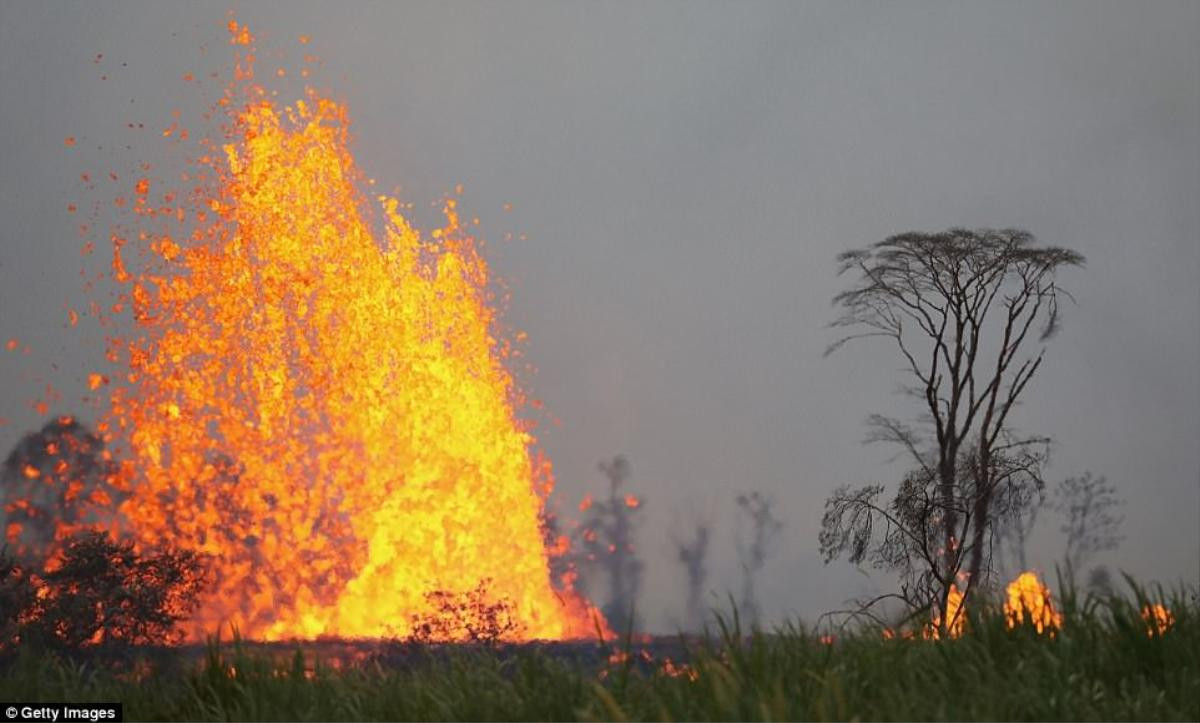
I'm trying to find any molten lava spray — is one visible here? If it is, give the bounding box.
[88,21,599,641]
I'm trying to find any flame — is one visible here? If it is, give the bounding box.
[926,583,965,639]
[1141,604,1174,637]
[1004,571,1062,635]
[69,21,602,641]
[660,657,698,681]
[943,583,965,638]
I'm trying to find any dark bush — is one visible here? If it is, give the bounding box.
[408,578,519,645]
[20,532,208,649]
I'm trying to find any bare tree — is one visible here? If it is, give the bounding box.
[736,491,783,628]
[575,455,644,632]
[672,521,711,631]
[1054,472,1124,578]
[819,228,1083,623]
[821,441,1047,627]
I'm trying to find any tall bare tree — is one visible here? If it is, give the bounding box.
[819,228,1083,624]
[736,491,783,628]
[672,520,711,631]
[575,455,644,632]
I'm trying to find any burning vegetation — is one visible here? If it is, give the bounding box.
[926,583,966,639]
[1,531,206,652]
[1004,571,1063,635]
[1142,603,1175,637]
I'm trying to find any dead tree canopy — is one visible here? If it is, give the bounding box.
[820,228,1083,620]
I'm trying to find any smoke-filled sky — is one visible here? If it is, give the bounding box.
[1,1,1197,630]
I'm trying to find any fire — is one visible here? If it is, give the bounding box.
[1004,571,1062,635]
[942,583,965,638]
[1141,604,1174,637]
[926,583,965,639]
[66,21,601,641]
[660,657,698,681]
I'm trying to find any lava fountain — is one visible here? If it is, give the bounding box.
[79,21,600,641]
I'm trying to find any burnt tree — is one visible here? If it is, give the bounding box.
[736,491,783,628]
[672,520,711,631]
[819,228,1083,624]
[576,455,644,632]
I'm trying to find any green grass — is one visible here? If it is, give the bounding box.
[1,582,1196,721]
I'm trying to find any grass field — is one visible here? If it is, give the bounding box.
[2,582,1196,721]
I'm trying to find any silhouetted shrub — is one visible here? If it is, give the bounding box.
[23,532,207,649]
[407,579,518,645]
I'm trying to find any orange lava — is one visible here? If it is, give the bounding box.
[77,21,601,642]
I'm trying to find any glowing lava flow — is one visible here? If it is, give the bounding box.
[91,22,599,641]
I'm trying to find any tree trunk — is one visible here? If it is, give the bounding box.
[967,491,990,592]
[966,450,993,591]
[938,455,958,582]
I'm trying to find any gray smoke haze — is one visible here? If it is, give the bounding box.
[1,1,1196,631]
